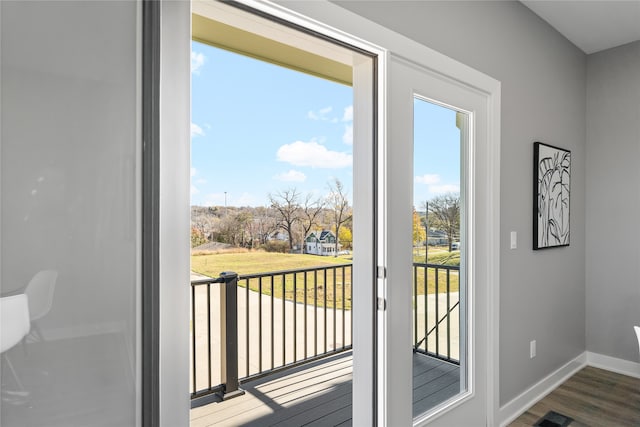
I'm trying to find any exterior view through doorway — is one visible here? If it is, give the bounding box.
[154,1,501,425]
[188,1,376,425]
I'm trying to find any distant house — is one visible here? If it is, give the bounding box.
[305,230,340,256]
[268,231,289,241]
[427,229,449,246]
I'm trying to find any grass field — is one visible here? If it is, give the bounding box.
[192,251,353,309]
[191,251,351,277]
[191,248,460,309]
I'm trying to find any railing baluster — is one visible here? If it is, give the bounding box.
[293,273,297,363]
[424,265,428,352]
[207,284,212,391]
[333,266,337,351]
[304,271,308,360]
[435,267,440,357]
[342,266,346,349]
[271,275,274,370]
[282,273,286,366]
[245,279,249,377]
[314,270,318,357]
[259,277,263,373]
[191,284,196,394]
[324,268,327,353]
[447,268,451,360]
[413,264,418,348]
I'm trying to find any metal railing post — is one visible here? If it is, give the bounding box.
[218,271,245,400]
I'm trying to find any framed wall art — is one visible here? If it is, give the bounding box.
[533,141,571,250]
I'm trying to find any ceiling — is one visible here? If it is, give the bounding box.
[520,0,640,54]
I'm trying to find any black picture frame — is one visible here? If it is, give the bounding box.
[533,142,571,250]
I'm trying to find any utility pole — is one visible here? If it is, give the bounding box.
[424,201,429,264]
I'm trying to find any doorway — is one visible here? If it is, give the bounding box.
[189,1,376,425]
[155,1,500,425]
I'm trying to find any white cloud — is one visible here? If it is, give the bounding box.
[342,105,353,122]
[277,140,352,169]
[415,174,459,195]
[415,174,440,185]
[274,169,307,182]
[191,51,205,74]
[307,106,336,122]
[430,184,460,194]
[191,122,205,138]
[342,124,353,145]
[191,167,197,177]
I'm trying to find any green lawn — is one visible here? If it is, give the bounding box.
[192,251,353,309]
[191,251,351,277]
[191,249,459,309]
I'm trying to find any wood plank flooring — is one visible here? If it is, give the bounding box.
[190,350,460,426]
[509,366,640,427]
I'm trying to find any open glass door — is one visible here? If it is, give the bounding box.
[382,55,494,425]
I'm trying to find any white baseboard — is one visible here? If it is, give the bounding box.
[587,351,640,379]
[498,352,587,427]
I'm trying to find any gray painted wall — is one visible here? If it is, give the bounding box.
[586,41,640,362]
[333,0,587,405]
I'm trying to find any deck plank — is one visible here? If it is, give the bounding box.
[191,350,461,426]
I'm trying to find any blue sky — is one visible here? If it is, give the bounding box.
[191,41,460,208]
[413,99,461,208]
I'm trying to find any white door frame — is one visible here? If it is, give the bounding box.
[158,1,500,425]
[386,54,495,426]
[253,3,500,425]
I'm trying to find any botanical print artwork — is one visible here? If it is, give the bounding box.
[534,142,571,249]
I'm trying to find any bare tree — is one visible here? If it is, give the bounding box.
[252,206,278,245]
[326,179,352,255]
[299,194,326,253]
[426,193,460,252]
[269,188,301,251]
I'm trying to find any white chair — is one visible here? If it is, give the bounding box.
[634,326,640,357]
[1,294,31,395]
[24,270,57,341]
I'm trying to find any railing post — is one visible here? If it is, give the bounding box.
[218,271,245,400]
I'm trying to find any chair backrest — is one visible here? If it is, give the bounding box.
[0,294,30,353]
[24,270,57,321]
[635,326,640,356]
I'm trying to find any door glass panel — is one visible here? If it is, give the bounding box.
[412,97,466,418]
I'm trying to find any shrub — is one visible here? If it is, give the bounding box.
[261,241,289,253]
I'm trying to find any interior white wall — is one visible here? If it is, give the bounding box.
[331,0,587,406]
[1,1,139,425]
[586,41,640,363]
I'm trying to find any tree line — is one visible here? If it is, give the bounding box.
[192,184,460,254]
[191,178,353,253]
[414,193,461,252]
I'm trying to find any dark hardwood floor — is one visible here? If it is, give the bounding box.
[509,366,640,427]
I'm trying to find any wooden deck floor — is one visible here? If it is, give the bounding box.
[190,351,460,427]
